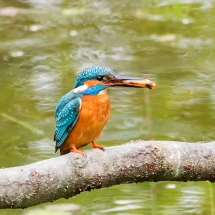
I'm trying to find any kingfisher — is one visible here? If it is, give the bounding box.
[54,66,156,156]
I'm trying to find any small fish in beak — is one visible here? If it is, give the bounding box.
[104,75,156,89]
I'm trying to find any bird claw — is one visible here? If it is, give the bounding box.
[92,141,104,151]
[70,150,86,156]
[70,145,86,156]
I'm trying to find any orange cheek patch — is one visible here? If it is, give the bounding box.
[84,80,102,88]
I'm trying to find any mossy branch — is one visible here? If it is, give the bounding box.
[1,140,215,209]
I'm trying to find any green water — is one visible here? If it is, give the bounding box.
[0,0,215,214]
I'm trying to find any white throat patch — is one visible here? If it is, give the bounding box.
[98,89,107,95]
[72,84,88,94]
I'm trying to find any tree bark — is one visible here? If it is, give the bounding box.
[0,140,215,209]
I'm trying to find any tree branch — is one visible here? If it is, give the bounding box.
[1,140,215,209]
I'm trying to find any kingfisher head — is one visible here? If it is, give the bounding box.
[73,66,156,95]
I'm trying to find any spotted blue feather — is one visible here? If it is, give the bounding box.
[74,66,115,87]
[54,91,82,152]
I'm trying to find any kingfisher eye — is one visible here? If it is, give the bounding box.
[97,76,104,81]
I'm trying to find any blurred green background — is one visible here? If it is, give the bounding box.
[0,0,215,214]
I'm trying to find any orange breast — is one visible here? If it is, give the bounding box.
[60,93,110,154]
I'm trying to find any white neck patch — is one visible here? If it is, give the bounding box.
[98,89,107,95]
[72,84,88,93]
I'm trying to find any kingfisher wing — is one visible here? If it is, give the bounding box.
[54,91,81,151]
[55,90,76,118]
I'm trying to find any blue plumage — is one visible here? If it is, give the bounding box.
[74,66,114,87]
[83,84,107,95]
[54,91,82,151]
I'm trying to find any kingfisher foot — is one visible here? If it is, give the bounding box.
[70,145,86,156]
[92,141,105,151]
